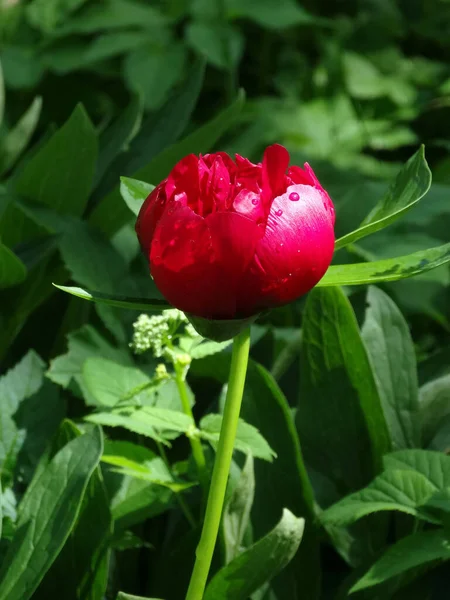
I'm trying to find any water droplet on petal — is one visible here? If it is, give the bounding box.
[169,239,176,247]
[251,198,259,206]
[289,192,300,201]
[275,209,283,216]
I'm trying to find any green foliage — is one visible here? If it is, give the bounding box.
[1,0,450,597]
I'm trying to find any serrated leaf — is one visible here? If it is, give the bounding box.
[199,414,276,462]
[319,242,450,286]
[383,449,450,489]
[190,340,232,359]
[350,529,450,593]
[419,374,450,448]
[335,146,432,249]
[120,176,154,216]
[320,469,440,528]
[53,284,170,311]
[204,509,304,600]
[85,406,194,444]
[82,357,155,407]
[362,287,421,449]
[0,426,103,600]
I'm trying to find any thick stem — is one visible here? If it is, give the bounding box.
[174,364,207,489]
[185,328,251,600]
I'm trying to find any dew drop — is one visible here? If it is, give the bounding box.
[289,192,300,201]
[251,198,259,206]
[169,239,176,247]
[275,209,283,216]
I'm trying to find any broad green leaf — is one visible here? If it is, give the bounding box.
[15,104,97,217]
[227,0,317,28]
[90,59,205,235]
[204,509,304,600]
[199,414,276,462]
[94,95,143,187]
[319,242,450,286]
[0,61,4,125]
[47,325,131,394]
[383,449,450,489]
[0,96,42,176]
[33,421,112,600]
[186,22,244,69]
[362,287,420,449]
[190,340,232,359]
[102,454,193,492]
[297,287,390,492]
[85,406,194,443]
[120,176,154,217]
[26,0,89,32]
[335,147,431,249]
[350,529,450,593]
[103,442,173,530]
[53,284,170,311]
[320,469,440,528]
[223,453,255,563]
[0,426,103,600]
[82,357,155,407]
[419,374,450,447]
[0,242,26,289]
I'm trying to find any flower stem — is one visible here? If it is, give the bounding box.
[185,327,251,600]
[174,364,207,490]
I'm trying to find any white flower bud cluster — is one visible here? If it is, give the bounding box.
[130,309,196,358]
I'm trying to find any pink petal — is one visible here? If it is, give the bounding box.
[239,183,335,314]
[261,144,290,205]
[232,189,265,223]
[287,165,314,186]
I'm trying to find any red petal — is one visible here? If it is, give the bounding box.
[261,144,290,205]
[239,183,335,314]
[206,155,231,212]
[165,154,199,209]
[287,165,314,186]
[135,182,166,254]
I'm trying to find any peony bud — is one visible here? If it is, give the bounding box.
[136,144,335,321]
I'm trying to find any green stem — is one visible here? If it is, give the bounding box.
[156,441,197,529]
[185,328,251,600]
[174,364,207,490]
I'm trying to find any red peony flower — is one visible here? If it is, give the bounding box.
[136,144,335,320]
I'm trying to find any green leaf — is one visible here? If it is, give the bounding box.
[0,241,26,289]
[85,406,194,443]
[350,529,450,593]
[0,426,103,600]
[383,449,450,489]
[104,441,173,530]
[419,374,450,447]
[186,22,244,69]
[90,59,205,236]
[26,0,89,32]
[319,242,450,286]
[0,96,42,176]
[361,287,421,449]
[227,0,317,28]
[297,287,390,492]
[199,414,276,462]
[53,284,171,311]
[47,325,131,394]
[82,357,155,407]
[32,421,112,600]
[320,469,440,528]
[15,104,98,217]
[120,176,154,217]
[94,95,143,187]
[204,509,304,600]
[190,340,232,360]
[335,147,431,250]
[223,453,255,563]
